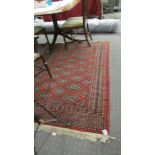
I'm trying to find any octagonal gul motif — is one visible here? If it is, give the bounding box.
[66,64,73,68]
[64,95,79,103]
[81,91,89,97]
[54,88,65,95]
[68,84,81,90]
[52,74,60,79]
[79,61,85,65]
[76,68,84,72]
[55,67,62,71]
[71,75,83,81]
[59,79,68,84]
[40,92,49,99]
[61,71,71,76]
[83,80,91,85]
[50,100,61,108]
[44,83,57,89]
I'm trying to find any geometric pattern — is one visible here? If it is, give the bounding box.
[34,41,110,134]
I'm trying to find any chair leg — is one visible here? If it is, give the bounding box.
[34,115,41,125]
[87,23,93,40]
[41,56,52,78]
[83,26,91,47]
[63,32,68,50]
[43,28,51,52]
[51,32,58,50]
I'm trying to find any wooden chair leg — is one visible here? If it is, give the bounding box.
[84,26,91,47]
[40,56,52,78]
[34,115,41,125]
[63,33,68,50]
[43,28,51,52]
[87,23,93,40]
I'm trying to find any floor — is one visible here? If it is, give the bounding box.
[103,12,121,19]
[35,31,121,155]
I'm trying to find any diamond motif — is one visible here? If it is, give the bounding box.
[34,86,39,91]
[53,74,60,79]
[79,61,85,64]
[54,88,64,95]
[44,83,57,88]
[88,65,93,69]
[81,56,87,59]
[65,95,78,102]
[40,92,49,98]
[51,100,60,106]
[86,72,92,76]
[82,91,89,97]
[59,79,68,84]
[55,67,62,71]
[66,64,73,68]
[62,71,71,76]
[76,68,84,72]
[69,59,75,62]
[62,56,67,59]
[69,84,81,90]
[83,80,90,85]
[72,76,82,81]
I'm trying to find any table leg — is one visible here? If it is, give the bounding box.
[99,0,104,19]
[51,14,61,49]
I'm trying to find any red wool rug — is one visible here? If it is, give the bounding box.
[34,41,110,134]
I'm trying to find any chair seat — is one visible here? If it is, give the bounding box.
[34,26,43,35]
[35,44,50,55]
[34,53,40,61]
[62,17,83,29]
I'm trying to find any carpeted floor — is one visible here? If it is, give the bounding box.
[34,33,121,155]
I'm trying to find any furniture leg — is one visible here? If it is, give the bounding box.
[34,115,41,124]
[50,14,61,49]
[43,28,51,51]
[63,35,68,50]
[40,56,52,78]
[99,0,104,19]
[83,26,91,47]
[87,23,93,40]
[51,33,58,49]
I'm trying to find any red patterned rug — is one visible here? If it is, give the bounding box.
[34,41,110,134]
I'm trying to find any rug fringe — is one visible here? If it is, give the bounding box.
[34,123,115,143]
[54,41,110,44]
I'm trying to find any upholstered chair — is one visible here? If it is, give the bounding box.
[61,0,92,49]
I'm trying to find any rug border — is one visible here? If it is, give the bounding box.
[105,41,110,133]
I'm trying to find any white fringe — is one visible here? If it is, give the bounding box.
[34,123,115,143]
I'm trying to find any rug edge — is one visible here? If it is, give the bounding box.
[104,41,110,133]
[34,123,113,143]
